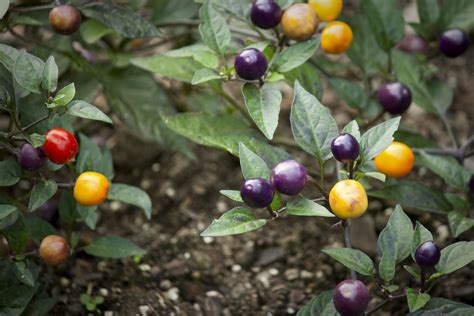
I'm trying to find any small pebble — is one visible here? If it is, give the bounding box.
[99,288,108,297]
[203,236,214,244]
[206,290,221,298]
[284,269,299,281]
[231,264,242,273]
[287,307,296,314]
[301,270,314,279]
[269,268,279,276]
[139,305,150,316]
[165,287,180,301]
[110,201,122,211]
[160,280,172,290]
[139,264,151,272]
[104,311,113,316]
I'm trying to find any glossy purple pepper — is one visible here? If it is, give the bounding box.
[333,279,369,316]
[439,29,470,58]
[240,178,274,208]
[270,160,307,196]
[331,133,360,163]
[19,143,46,171]
[415,241,441,267]
[378,82,412,114]
[234,48,268,81]
[250,0,282,29]
[398,35,429,55]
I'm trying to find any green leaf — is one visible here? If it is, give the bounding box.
[198,0,231,56]
[297,291,339,316]
[359,117,401,162]
[3,216,29,254]
[284,63,323,99]
[0,44,20,72]
[286,198,334,217]
[438,0,474,32]
[24,216,56,244]
[58,191,80,225]
[369,181,453,213]
[84,236,146,258]
[322,248,375,276]
[363,172,386,182]
[417,152,471,192]
[346,14,388,75]
[13,261,36,287]
[342,120,361,141]
[29,133,45,148]
[77,204,98,230]
[406,288,430,313]
[329,78,372,111]
[435,241,474,275]
[0,1,8,20]
[191,68,222,85]
[418,0,440,26]
[408,298,474,315]
[79,19,113,44]
[81,3,161,38]
[290,81,338,163]
[42,56,58,93]
[13,50,44,94]
[66,100,112,124]
[131,54,202,82]
[52,83,75,107]
[219,190,243,202]
[274,37,320,73]
[404,265,421,280]
[362,0,405,51]
[242,83,281,140]
[411,221,433,260]
[0,205,19,230]
[427,79,453,115]
[239,142,270,180]
[103,68,192,157]
[151,0,200,23]
[76,134,114,179]
[107,184,152,219]
[448,211,474,238]
[392,50,439,114]
[0,160,21,187]
[377,205,414,281]
[164,44,219,69]
[0,284,38,310]
[201,207,267,237]
[28,180,58,212]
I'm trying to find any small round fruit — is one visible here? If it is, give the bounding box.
[43,128,78,164]
[74,172,110,206]
[234,48,268,81]
[49,5,82,35]
[39,235,70,266]
[270,160,307,196]
[397,35,429,55]
[331,133,360,163]
[38,199,59,225]
[439,28,470,58]
[240,178,274,208]
[308,0,343,22]
[281,3,319,42]
[250,0,282,29]
[377,82,412,114]
[18,143,46,171]
[374,141,414,178]
[415,241,441,267]
[333,279,369,316]
[329,180,368,219]
[321,21,353,54]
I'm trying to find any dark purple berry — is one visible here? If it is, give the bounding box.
[415,241,441,267]
[19,143,46,171]
[333,279,369,316]
[469,175,474,193]
[270,160,307,196]
[234,48,268,81]
[331,133,360,163]
[38,199,59,227]
[240,178,274,208]
[397,35,429,55]
[378,82,412,114]
[250,0,282,29]
[439,29,470,58]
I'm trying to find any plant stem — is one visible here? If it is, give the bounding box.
[363,111,385,130]
[213,88,253,125]
[9,114,49,138]
[0,139,18,156]
[341,220,357,280]
[420,267,426,292]
[441,116,458,149]
[365,294,406,315]
[8,4,54,12]
[347,162,354,180]
[307,176,329,200]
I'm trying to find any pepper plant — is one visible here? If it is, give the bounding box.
[0,46,151,314]
[1,0,474,314]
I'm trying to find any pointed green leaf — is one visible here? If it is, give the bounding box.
[42,56,58,93]
[286,198,334,217]
[66,100,112,124]
[28,180,58,212]
[342,120,361,142]
[107,184,152,219]
[0,205,19,230]
[191,68,222,85]
[406,288,430,313]
[411,221,433,260]
[13,50,44,94]
[274,37,320,73]
[219,190,243,202]
[242,83,281,140]
[360,117,401,162]
[84,236,146,258]
[297,291,338,316]
[322,248,375,276]
[52,83,75,107]
[0,159,21,187]
[239,142,270,180]
[201,207,267,237]
[448,211,474,238]
[198,0,231,56]
[435,241,474,275]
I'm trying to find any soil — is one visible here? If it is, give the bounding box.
[48,43,474,316]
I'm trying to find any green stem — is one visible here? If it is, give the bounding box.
[342,220,357,280]
[441,115,458,149]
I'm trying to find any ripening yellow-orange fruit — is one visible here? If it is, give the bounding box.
[375,141,415,178]
[329,180,368,219]
[308,0,343,22]
[321,21,353,54]
[73,172,110,206]
[39,235,70,266]
[281,3,320,42]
